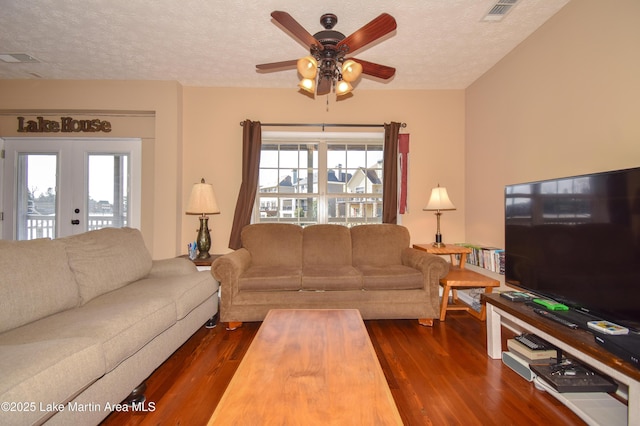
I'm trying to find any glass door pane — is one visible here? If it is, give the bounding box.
[16,153,58,240]
[87,154,129,231]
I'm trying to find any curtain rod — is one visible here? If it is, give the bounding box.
[239,122,406,129]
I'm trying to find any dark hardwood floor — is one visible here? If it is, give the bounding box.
[102,312,587,425]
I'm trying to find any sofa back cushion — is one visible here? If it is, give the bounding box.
[242,224,302,268]
[0,238,80,333]
[62,227,152,304]
[351,224,410,266]
[303,224,352,266]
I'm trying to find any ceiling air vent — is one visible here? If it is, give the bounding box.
[483,0,520,22]
[0,53,40,63]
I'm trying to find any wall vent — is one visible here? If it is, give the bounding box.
[0,53,40,63]
[483,0,520,21]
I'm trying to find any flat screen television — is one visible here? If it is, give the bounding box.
[504,166,640,332]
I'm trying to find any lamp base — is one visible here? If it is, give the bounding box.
[432,233,446,247]
[196,216,211,259]
[197,251,211,260]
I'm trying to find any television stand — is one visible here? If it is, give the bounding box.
[483,293,640,425]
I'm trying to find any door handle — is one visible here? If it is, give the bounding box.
[71,219,80,225]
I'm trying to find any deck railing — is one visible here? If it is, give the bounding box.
[24,215,126,239]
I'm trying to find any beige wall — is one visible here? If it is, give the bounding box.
[0,81,465,257]
[465,0,640,249]
[182,88,465,255]
[0,80,184,258]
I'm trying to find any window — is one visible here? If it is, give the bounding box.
[255,132,384,226]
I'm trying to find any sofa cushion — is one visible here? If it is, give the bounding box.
[0,238,80,334]
[303,224,353,266]
[358,265,424,290]
[131,271,218,320]
[62,227,153,304]
[0,337,104,426]
[351,224,410,267]
[239,266,302,291]
[0,282,177,373]
[302,266,363,290]
[242,224,302,268]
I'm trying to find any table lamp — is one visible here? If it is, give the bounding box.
[423,184,456,247]
[186,178,220,259]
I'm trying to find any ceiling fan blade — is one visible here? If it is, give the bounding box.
[350,58,396,80]
[271,11,324,51]
[337,13,397,54]
[256,60,298,72]
[316,76,332,96]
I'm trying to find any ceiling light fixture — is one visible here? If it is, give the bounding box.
[256,12,397,100]
[295,40,363,98]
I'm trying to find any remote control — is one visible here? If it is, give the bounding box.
[533,298,569,311]
[515,333,550,350]
[533,308,578,329]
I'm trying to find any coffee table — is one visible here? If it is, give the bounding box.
[208,309,403,425]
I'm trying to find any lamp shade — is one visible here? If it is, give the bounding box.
[186,178,220,215]
[297,56,317,79]
[298,77,316,94]
[341,60,363,82]
[335,80,353,96]
[423,185,456,211]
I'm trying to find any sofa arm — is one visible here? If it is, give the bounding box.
[211,248,251,284]
[401,247,449,287]
[148,258,197,278]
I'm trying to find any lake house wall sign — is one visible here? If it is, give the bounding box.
[17,116,112,133]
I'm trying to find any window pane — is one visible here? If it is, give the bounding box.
[257,196,318,225]
[88,154,129,230]
[279,145,300,168]
[17,154,57,240]
[327,144,346,169]
[259,169,279,192]
[327,196,382,226]
[260,144,279,167]
[298,144,317,168]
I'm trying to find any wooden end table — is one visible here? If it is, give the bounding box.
[178,254,221,271]
[413,244,499,321]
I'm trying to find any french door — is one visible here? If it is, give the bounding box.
[1,138,141,240]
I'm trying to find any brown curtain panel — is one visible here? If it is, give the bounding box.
[228,120,262,249]
[382,122,401,224]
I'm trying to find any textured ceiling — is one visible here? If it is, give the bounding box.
[0,0,569,90]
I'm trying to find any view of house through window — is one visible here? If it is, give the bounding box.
[255,132,384,226]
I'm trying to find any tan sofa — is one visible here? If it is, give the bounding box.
[0,227,219,426]
[212,223,449,328]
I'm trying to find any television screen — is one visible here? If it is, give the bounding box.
[505,167,640,332]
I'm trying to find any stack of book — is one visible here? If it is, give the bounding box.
[507,336,560,365]
[454,243,505,275]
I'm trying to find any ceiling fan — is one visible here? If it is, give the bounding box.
[256,11,397,97]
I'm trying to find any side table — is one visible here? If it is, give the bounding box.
[178,254,220,271]
[413,244,499,321]
[412,243,471,268]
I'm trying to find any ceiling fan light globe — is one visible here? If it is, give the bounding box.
[298,78,316,93]
[336,80,353,96]
[341,60,363,82]
[297,56,318,79]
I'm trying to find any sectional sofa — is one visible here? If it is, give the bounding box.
[0,227,219,425]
